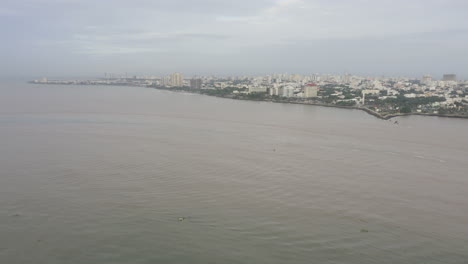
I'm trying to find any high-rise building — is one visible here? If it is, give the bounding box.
[422,75,432,84]
[161,76,171,87]
[170,73,184,87]
[343,74,351,83]
[304,84,318,98]
[442,74,457,82]
[269,87,277,96]
[190,78,202,89]
[291,74,302,82]
[282,86,295,97]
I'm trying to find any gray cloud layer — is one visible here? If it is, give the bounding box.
[1,0,468,78]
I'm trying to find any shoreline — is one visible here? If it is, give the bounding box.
[28,82,468,120]
[149,87,468,120]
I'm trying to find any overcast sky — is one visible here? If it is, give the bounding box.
[1,0,468,79]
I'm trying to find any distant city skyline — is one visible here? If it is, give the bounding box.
[30,69,468,118]
[43,72,463,82]
[2,0,468,79]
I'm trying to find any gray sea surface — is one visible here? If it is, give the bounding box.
[1,82,468,263]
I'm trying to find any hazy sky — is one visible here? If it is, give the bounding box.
[2,0,468,79]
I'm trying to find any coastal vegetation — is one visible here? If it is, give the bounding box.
[146,84,468,120]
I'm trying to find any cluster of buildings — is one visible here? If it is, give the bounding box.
[152,72,468,114]
[32,72,468,114]
[151,72,467,101]
[158,73,203,89]
[348,74,468,109]
[160,73,184,87]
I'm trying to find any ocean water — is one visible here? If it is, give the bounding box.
[1,82,468,263]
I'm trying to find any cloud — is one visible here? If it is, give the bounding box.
[0,7,20,16]
[1,0,468,77]
[266,0,305,14]
[56,31,230,55]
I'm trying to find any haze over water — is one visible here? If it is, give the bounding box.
[1,82,468,263]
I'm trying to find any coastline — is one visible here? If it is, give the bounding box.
[28,82,468,120]
[148,87,468,120]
